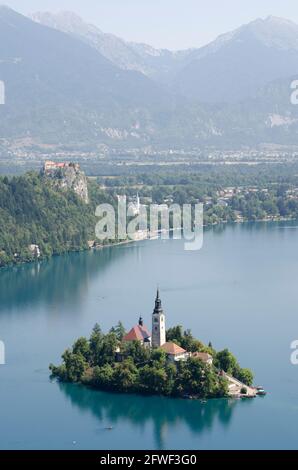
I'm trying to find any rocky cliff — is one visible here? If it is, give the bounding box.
[42,162,89,204]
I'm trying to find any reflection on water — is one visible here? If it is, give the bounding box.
[58,382,252,449]
[0,220,297,449]
[0,246,130,313]
[0,220,291,314]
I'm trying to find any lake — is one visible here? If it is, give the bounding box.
[0,221,298,450]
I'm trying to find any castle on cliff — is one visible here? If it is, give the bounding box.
[41,161,89,204]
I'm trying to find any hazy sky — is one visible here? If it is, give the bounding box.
[4,0,298,49]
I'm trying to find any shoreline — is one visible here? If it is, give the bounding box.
[60,379,259,402]
[95,216,297,250]
[1,216,297,270]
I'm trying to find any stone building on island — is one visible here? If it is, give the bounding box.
[160,342,190,362]
[123,289,166,350]
[192,351,213,365]
[122,317,151,348]
[122,289,211,364]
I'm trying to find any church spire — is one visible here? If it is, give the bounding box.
[152,288,166,348]
[154,288,162,313]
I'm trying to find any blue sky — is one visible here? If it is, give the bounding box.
[4,0,298,49]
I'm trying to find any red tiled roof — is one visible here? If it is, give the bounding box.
[45,161,67,168]
[192,352,212,362]
[123,324,151,342]
[160,342,186,355]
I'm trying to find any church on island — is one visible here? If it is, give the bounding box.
[122,289,212,364]
[50,288,258,399]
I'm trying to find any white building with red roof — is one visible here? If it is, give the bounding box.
[192,352,213,365]
[160,342,190,362]
[123,317,151,348]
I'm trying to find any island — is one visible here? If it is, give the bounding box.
[50,290,259,400]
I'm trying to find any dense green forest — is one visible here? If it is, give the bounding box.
[0,172,115,267]
[50,323,253,399]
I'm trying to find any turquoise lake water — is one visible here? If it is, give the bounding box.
[1,221,298,449]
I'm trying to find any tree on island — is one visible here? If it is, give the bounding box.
[110,321,126,341]
[166,325,208,353]
[50,323,254,398]
[215,349,253,386]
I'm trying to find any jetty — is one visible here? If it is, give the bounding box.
[223,372,257,398]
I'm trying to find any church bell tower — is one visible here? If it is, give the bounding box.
[152,289,166,348]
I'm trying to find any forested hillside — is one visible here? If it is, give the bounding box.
[0,172,114,267]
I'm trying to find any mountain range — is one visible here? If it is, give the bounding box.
[31,12,298,103]
[1,6,298,150]
[31,10,194,84]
